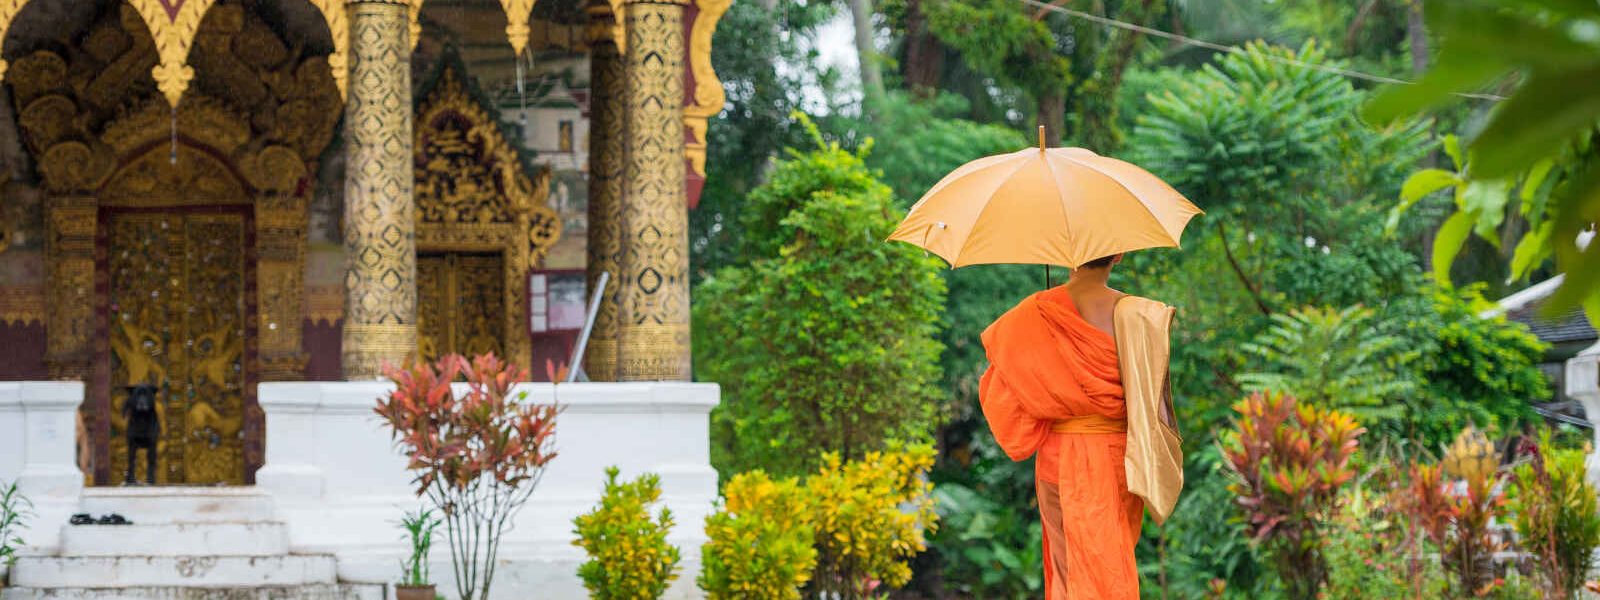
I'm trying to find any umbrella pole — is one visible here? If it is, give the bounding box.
[1044,265,1051,289]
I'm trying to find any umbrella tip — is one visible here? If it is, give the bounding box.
[1038,125,1046,152]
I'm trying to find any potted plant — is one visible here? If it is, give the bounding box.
[1,479,33,589]
[375,353,560,600]
[396,507,440,600]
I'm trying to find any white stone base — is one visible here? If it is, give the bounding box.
[0,584,382,600]
[9,556,339,589]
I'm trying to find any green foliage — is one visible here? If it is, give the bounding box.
[0,479,30,572]
[922,0,1071,104]
[1139,446,1271,599]
[1383,285,1545,449]
[398,508,440,587]
[1221,392,1366,599]
[698,471,817,600]
[857,91,1027,206]
[572,467,681,600]
[1365,0,1600,323]
[1322,480,1449,599]
[1238,305,1414,425]
[1393,456,1505,597]
[696,115,946,478]
[1507,432,1600,599]
[926,483,1042,599]
[806,443,939,599]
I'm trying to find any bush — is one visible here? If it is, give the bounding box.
[806,443,939,599]
[1322,472,1449,599]
[1393,444,1505,597]
[698,471,817,600]
[375,354,558,600]
[1221,391,1365,598]
[0,479,30,574]
[572,467,681,600]
[1238,305,1414,425]
[926,482,1042,599]
[695,115,946,477]
[1507,432,1600,600]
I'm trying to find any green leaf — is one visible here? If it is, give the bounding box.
[1402,169,1461,203]
[1433,211,1477,287]
[1460,179,1514,246]
[1443,135,1464,171]
[1509,220,1555,283]
[1362,58,1508,123]
[1470,64,1600,178]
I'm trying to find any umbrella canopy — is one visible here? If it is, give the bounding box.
[889,132,1203,269]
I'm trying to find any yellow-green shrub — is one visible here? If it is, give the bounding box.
[806,442,938,599]
[698,471,817,600]
[572,467,681,600]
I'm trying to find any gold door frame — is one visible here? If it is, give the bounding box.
[414,62,562,369]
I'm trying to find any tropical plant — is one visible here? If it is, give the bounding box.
[698,471,817,600]
[1237,305,1415,424]
[1393,446,1506,597]
[695,114,946,478]
[1322,478,1449,599]
[926,482,1042,599]
[572,467,681,600]
[374,353,559,600]
[0,479,31,574]
[1365,0,1600,322]
[1507,431,1600,600]
[805,442,938,599]
[1221,391,1365,598]
[398,507,440,587]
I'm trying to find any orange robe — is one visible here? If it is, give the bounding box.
[979,287,1144,599]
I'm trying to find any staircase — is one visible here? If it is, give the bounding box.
[1,488,382,600]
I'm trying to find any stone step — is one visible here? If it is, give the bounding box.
[78,488,276,525]
[0,584,385,600]
[7,556,337,589]
[59,523,290,557]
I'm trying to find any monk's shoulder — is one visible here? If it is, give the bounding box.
[981,292,1048,349]
[1117,295,1177,324]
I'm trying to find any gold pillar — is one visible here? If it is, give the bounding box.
[584,1,624,382]
[341,0,417,379]
[617,0,690,381]
[44,196,96,379]
[257,195,308,380]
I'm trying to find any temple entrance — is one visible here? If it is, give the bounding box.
[103,208,252,485]
[417,252,507,364]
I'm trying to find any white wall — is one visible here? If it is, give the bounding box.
[0,382,86,554]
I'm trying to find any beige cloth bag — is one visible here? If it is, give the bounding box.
[1114,296,1184,524]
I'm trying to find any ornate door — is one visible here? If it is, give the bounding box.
[417,252,507,364]
[105,210,250,485]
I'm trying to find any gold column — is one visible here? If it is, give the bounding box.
[584,1,624,382]
[340,0,417,379]
[617,0,690,381]
[257,195,308,380]
[44,196,96,379]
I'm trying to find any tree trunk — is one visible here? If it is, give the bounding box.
[902,0,944,96]
[1038,92,1064,147]
[849,0,887,114]
[1408,0,1428,74]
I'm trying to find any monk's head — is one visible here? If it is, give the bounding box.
[1077,254,1123,271]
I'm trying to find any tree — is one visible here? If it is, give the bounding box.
[1365,0,1600,323]
[1238,305,1413,425]
[695,116,946,477]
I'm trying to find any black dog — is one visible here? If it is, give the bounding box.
[123,384,161,485]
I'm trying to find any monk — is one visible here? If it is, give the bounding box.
[978,254,1184,599]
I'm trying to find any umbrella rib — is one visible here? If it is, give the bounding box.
[950,155,1046,268]
[1054,154,1184,246]
[911,151,1028,212]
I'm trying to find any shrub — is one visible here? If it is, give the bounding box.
[573,467,681,600]
[926,482,1042,599]
[806,442,939,599]
[1221,391,1364,598]
[398,508,440,587]
[698,471,817,600]
[1237,305,1414,425]
[695,115,946,477]
[1393,432,1507,598]
[375,353,559,600]
[1507,431,1600,600]
[1322,472,1449,599]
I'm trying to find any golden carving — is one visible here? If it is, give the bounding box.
[343,0,418,378]
[45,198,95,378]
[0,0,28,81]
[107,211,248,485]
[0,286,44,326]
[126,0,219,107]
[684,0,729,178]
[407,0,422,52]
[305,285,345,326]
[258,196,309,380]
[101,145,247,205]
[309,0,349,99]
[585,38,623,381]
[417,253,506,364]
[618,1,691,381]
[414,62,562,370]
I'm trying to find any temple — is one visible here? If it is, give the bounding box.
[0,0,724,597]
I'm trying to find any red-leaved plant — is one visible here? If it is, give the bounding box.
[1393,446,1506,596]
[1221,391,1364,598]
[375,353,559,600]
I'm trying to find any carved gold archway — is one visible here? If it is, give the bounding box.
[414,62,561,369]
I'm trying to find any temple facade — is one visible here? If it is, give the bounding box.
[0,0,724,596]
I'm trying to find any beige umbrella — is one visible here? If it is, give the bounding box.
[889,127,1203,268]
